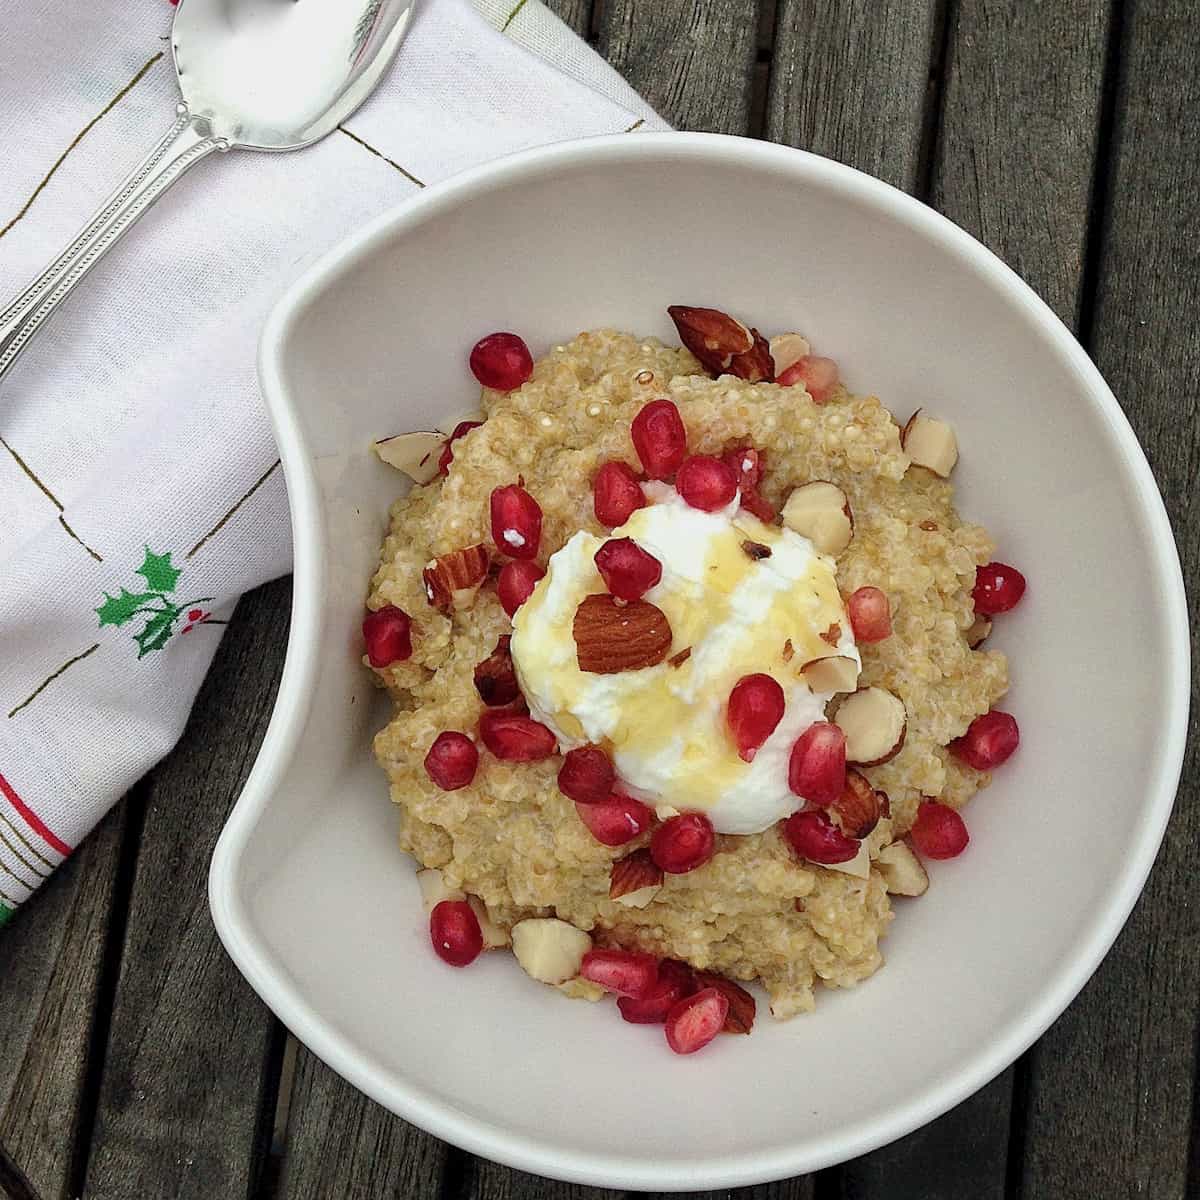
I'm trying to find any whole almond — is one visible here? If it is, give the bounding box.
[830,768,882,839]
[423,544,490,611]
[728,328,775,383]
[573,593,672,673]
[667,305,755,374]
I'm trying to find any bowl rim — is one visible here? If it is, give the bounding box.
[209,130,1191,1190]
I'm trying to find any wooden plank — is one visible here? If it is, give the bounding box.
[465,1165,814,1200]
[595,0,762,132]
[0,802,128,1200]
[277,1045,448,1200]
[543,0,593,37]
[1013,0,1200,1194]
[82,580,292,1200]
[767,0,942,192]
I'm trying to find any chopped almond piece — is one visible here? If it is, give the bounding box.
[511,918,592,984]
[877,842,930,896]
[373,432,444,483]
[835,686,908,765]
[781,482,853,555]
[801,655,859,694]
[901,411,959,477]
[768,332,811,376]
[416,868,465,911]
[467,895,510,949]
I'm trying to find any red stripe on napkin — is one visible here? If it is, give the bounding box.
[0,771,71,858]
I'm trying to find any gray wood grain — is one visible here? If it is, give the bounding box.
[596,0,762,132]
[933,0,1112,326]
[767,0,941,192]
[465,1160,623,1200]
[543,0,593,38]
[1014,0,1200,1195]
[277,1045,448,1200]
[0,803,127,1200]
[82,580,291,1200]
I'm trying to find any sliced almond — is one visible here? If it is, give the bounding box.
[416,868,465,911]
[901,410,959,477]
[824,840,870,878]
[467,895,510,949]
[781,482,853,555]
[667,304,754,374]
[373,432,445,484]
[830,769,881,839]
[876,841,929,896]
[965,615,992,648]
[511,918,592,985]
[573,594,672,674]
[768,332,811,376]
[835,686,908,765]
[610,849,664,908]
[423,544,490,612]
[801,654,859,694]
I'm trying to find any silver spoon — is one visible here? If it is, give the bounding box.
[0,0,417,381]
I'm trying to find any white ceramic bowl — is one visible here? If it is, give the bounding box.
[210,133,1189,1190]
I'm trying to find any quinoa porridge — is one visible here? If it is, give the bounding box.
[364,307,1024,1053]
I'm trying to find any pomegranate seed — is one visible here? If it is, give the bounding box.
[593,461,646,527]
[721,446,765,492]
[847,586,892,642]
[617,960,696,1024]
[437,419,484,475]
[727,673,786,762]
[630,399,687,479]
[950,710,1019,770]
[650,813,716,874]
[497,560,545,617]
[580,948,660,998]
[575,794,654,846]
[558,745,615,804]
[665,987,729,1055]
[424,731,479,790]
[972,561,1026,615]
[911,800,969,859]
[782,810,859,864]
[676,454,737,512]
[429,899,483,966]
[594,537,662,601]
[740,488,776,522]
[478,712,557,761]
[777,355,839,403]
[490,483,543,559]
[787,722,847,806]
[362,605,413,667]
[469,332,533,391]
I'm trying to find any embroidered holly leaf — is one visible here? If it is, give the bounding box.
[96,589,157,628]
[134,605,183,658]
[136,547,182,595]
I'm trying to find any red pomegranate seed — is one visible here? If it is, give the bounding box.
[665,987,729,1055]
[593,461,646,527]
[721,446,765,492]
[972,561,1027,615]
[437,420,484,475]
[630,399,687,479]
[424,731,479,790]
[575,794,654,846]
[727,673,786,762]
[847,586,892,642]
[911,800,969,859]
[558,744,615,804]
[362,605,413,667]
[787,722,847,806]
[429,899,483,967]
[650,813,716,874]
[594,537,662,601]
[478,712,557,761]
[469,332,533,391]
[777,355,839,403]
[740,488,776,522]
[676,454,737,512]
[490,483,543,559]
[950,710,1019,770]
[782,810,859,864]
[580,948,660,998]
[617,960,696,1024]
[497,559,545,617]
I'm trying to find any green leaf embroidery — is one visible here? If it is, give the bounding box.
[134,606,183,658]
[136,547,182,594]
[96,589,159,628]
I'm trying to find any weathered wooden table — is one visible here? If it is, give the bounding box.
[2,1,1197,1197]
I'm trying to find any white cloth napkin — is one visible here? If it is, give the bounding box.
[0,0,665,926]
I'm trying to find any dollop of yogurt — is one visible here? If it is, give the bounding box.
[509,483,859,834]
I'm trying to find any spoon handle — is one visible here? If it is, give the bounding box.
[0,107,227,384]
